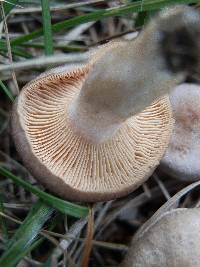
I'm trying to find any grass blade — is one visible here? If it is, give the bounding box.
[6,200,53,248]
[0,193,9,242]
[11,0,200,46]
[0,200,53,267]
[0,40,33,58]
[0,0,19,21]
[0,166,89,218]
[41,0,53,55]
[0,80,14,101]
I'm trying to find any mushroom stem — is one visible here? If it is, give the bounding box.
[69,38,179,143]
[69,6,199,143]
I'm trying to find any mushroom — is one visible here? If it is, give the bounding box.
[12,6,200,202]
[120,208,200,267]
[161,83,200,181]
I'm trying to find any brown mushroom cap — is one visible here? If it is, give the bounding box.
[121,208,200,267]
[12,60,173,202]
[161,83,200,181]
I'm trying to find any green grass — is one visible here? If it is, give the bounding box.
[0,0,19,21]
[10,0,200,46]
[0,167,89,218]
[0,193,9,243]
[41,0,54,55]
[0,80,14,102]
[0,200,54,267]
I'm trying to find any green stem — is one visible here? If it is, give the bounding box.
[41,0,54,55]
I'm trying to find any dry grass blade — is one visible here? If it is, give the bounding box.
[153,173,171,200]
[0,1,19,95]
[80,207,94,267]
[0,53,88,72]
[11,0,105,14]
[52,217,88,263]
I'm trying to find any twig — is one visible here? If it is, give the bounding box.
[80,207,94,267]
[0,52,89,72]
[58,22,95,46]
[142,183,151,198]
[52,217,88,262]
[94,201,113,233]
[11,0,105,14]
[0,2,19,95]
[153,174,171,200]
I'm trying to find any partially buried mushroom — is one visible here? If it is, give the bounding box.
[12,6,200,202]
[120,208,200,267]
[161,83,200,181]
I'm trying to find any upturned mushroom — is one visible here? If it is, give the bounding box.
[120,208,200,267]
[12,6,200,202]
[161,83,200,181]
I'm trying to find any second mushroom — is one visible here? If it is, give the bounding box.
[161,83,200,181]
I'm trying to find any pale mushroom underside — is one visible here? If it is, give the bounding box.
[161,83,200,181]
[12,64,173,201]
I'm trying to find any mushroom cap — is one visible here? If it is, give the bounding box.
[12,62,173,202]
[121,208,200,267]
[161,83,200,181]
